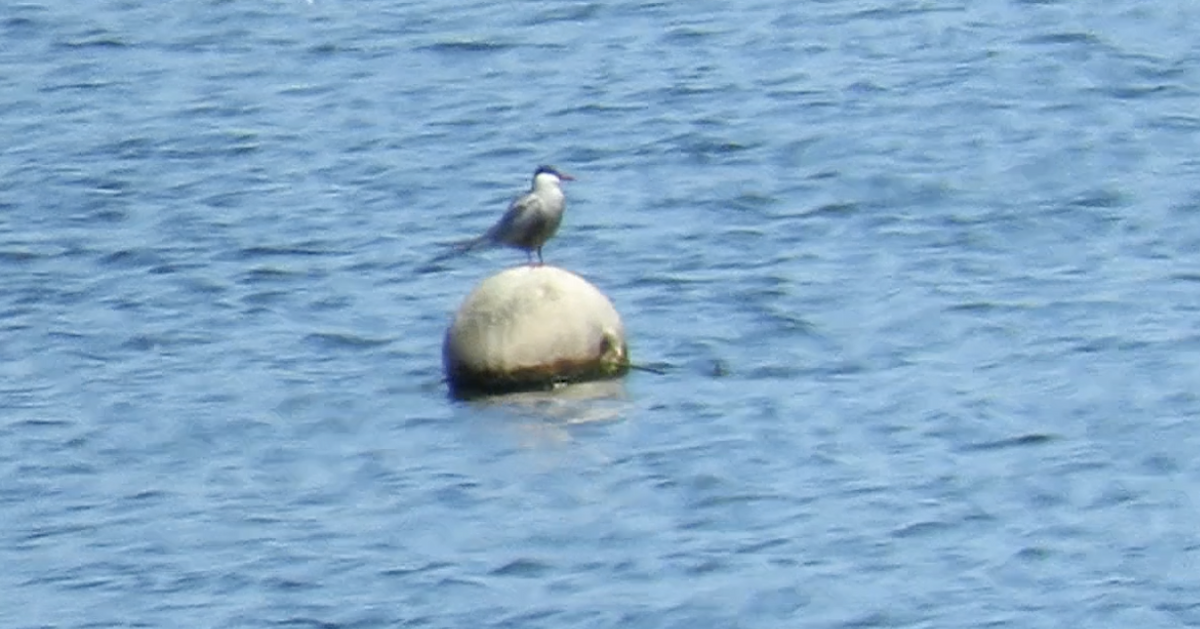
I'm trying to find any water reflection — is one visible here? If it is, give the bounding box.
[466,379,630,426]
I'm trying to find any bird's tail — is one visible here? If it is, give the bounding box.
[427,235,490,265]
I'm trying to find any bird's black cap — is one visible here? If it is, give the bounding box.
[533,165,573,180]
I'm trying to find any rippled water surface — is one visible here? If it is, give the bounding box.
[4,1,1200,627]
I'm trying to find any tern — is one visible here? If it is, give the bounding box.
[434,165,574,266]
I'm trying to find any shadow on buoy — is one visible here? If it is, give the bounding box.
[443,265,629,399]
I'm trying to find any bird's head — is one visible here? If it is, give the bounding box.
[533,165,574,183]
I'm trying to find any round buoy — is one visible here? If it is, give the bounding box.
[443,266,628,397]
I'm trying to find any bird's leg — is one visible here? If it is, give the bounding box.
[525,250,535,266]
[536,247,544,266]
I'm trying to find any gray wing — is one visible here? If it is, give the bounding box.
[485,192,549,250]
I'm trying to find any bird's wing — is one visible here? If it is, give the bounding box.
[485,192,547,247]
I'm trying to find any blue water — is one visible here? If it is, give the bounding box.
[4,0,1200,627]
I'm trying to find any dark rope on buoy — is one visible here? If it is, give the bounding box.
[629,363,668,375]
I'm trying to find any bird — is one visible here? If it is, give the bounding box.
[433,165,574,266]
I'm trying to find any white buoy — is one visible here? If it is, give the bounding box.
[443,266,628,397]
